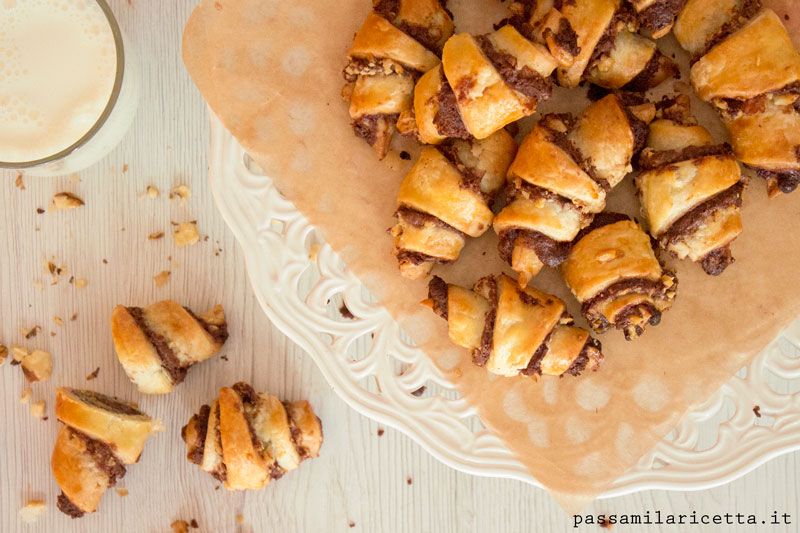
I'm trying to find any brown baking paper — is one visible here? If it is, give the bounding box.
[183,0,800,514]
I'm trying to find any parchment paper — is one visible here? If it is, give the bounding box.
[182,0,800,513]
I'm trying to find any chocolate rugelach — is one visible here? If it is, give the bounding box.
[636,94,746,276]
[493,94,654,286]
[423,273,603,378]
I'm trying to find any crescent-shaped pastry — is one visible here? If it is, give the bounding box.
[344,1,454,158]
[424,273,603,377]
[111,300,228,394]
[627,0,688,39]
[493,94,651,285]
[52,388,161,518]
[674,5,800,195]
[182,383,322,491]
[636,95,745,275]
[390,130,517,279]
[562,214,678,340]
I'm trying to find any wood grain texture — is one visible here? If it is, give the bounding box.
[0,1,797,532]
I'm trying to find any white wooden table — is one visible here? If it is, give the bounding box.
[1,1,797,531]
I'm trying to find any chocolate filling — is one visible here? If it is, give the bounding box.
[209,403,228,484]
[614,301,662,340]
[700,245,735,276]
[373,0,449,53]
[654,95,696,125]
[232,382,264,455]
[69,389,143,417]
[588,5,635,68]
[493,0,536,40]
[428,276,449,320]
[396,206,465,236]
[183,307,229,345]
[659,182,744,247]
[474,277,498,366]
[694,0,762,62]
[519,330,552,377]
[637,143,733,170]
[621,99,649,155]
[342,57,410,82]
[432,81,471,139]
[543,18,581,58]
[720,81,800,117]
[581,277,673,337]
[68,428,127,486]
[636,0,687,34]
[750,166,800,194]
[183,404,211,466]
[396,249,453,266]
[57,492,85,519]
[437,142,488,197]
[476,35,553,102]
[283,402,309,460]
[622,51,677,93]
[564,336,603,376]
[352,114,397,147]
[127,306,188,384]
[498,228,572,268]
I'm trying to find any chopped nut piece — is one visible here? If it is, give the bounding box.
[20,325,41,339]
[171,520,189,533]
[146,185,159,199]
[86,367,100,381]
[236,515,244,524]
[170,184,191,205]
[75,278,88,289]
[148,231,165,240]
[191,519,198,528]
[13,346,53,382]
[173,222,200,247]
[116,488,129,497]
[53,316,64,327]
[20,388,32,404]
[0,345,7,366]
[19,500,46,523]
[49,192,84,211]
[70,313,78,321]
[36,208,45,214]
[30,401,47,420]
[154,270,171,288]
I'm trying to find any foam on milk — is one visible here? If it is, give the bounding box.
[0,0,117,163]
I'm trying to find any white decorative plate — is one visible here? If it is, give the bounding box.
[208,112,800,497]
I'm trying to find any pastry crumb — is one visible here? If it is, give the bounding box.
[377,428,384,437]
[75,278,88,289]
[86,367,100,381]
[122,164,129,173]
[236,514,244,524]
[13,346,53,383]
[115,488,129,497]
[70,313,78,321]
[753,405,761,418]
[71,174,81,183]
[19,388,32,404]
[53,316,64,327]
[170,184,191,205]
[190,519,199,528]
[15,173,25,190]
[407,476,412,485]
[18,500,46,523]
[20,325,41,339]
[173,222,200,247]
[349,521,356,528]
[154,270,171,288]
[49,192,84,211]
[30,400,47,420]
[171,520,189,533]
[145,185,159,199]
[148,231,165,240]
[0,344,7,366]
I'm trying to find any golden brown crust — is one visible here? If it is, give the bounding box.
[673,0,742,57]
[556,0,617,87]
[110,301,227,394]
[349,12,441,73]
[584,30,657,89]
[51,426,110,515]
[182,384,323,491]
[690,10,800,103]
[724,101,800,172]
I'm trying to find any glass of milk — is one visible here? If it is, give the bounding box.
[0,0,139,176]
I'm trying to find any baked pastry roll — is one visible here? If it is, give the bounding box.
[425,274,603,377]
[52,388,162,517]
[181,382,322,491]
[636,95,745,275]
[439,25,559,139]
[111,300,228,394]
[627,0,688,39]
[344,1,454,158]
[493,94,650,285]
[562,213,678,340]
[497,0,582,67]
[390,130,517,278]
[674,6,800,195]
[555,0,676,89]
